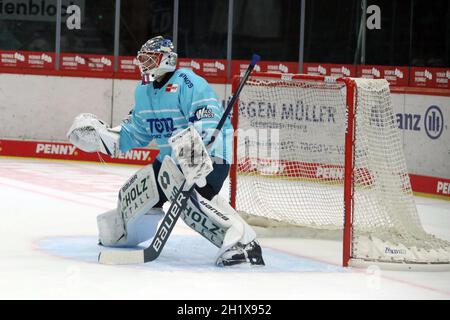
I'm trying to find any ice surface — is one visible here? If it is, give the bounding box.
[0,157,449,299]
[38,235,346,273]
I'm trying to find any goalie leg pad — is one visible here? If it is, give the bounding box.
[121,207,165,246]
[209,195,264,266]
[118,163,160,225]
[187,189,261,266]
[157,156,258,254]
[97,209,126,246]
[97,208,164,247]
[97,164,161,247]
[157,156,226,247]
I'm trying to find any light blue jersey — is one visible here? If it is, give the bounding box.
[119,68,233,164]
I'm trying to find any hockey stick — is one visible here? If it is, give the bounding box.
[98,54,260,264]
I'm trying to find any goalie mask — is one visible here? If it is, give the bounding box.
[137,36,177,84]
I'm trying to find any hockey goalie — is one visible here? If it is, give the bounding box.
[67,36,265,267]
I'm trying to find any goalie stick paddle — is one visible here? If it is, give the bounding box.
[98,54,261,265]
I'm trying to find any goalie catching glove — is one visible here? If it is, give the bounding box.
[67,113,121,157]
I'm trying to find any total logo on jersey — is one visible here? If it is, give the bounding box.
[146,117,177,138]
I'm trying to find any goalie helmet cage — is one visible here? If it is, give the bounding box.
[229,72,450,271]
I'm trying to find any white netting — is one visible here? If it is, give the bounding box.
[233,74,450,267]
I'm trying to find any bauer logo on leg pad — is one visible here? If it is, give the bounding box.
[152,189,189,253]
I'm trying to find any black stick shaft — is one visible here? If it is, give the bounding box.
[207,54,260,151]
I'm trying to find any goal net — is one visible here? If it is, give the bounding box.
[230,73,450,270]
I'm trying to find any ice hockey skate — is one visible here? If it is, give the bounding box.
[216,240,265,267]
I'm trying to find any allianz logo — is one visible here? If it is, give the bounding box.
[396,105,445,140]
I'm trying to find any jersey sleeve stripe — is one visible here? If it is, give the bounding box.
[140,109,183,114]
[195,120,220,125]
[191,98,218,106]
[189,104,224,116]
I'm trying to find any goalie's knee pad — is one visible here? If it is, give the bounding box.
[98,207,164,247]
